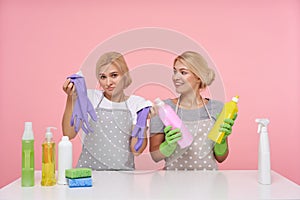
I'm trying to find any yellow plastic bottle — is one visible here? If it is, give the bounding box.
[208,96,239,144]
[41,127,57,186]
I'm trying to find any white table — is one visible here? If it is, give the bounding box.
[1,170,300,200]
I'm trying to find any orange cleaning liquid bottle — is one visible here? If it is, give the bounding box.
[208,96,239,144]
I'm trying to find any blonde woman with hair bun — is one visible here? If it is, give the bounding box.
[62,52,152,171]
[150,51,238,170]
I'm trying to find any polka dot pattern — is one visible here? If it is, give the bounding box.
[165,119,218,171]
[77,107,134,170]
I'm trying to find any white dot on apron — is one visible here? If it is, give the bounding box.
[94,161,96,164]
[175,151,178,153]
[101,120,103,123]
[103,154,106,156]
[199,129,202,132]
[113,154,116,157]
[109,130,112,133]
[189,147,193,150]
[184,161,188,164]
[84,161,87,163]
[194,161,198,164]
[194,142,198,146]
[194,152,197,155]
[203,124,206,127]
[208,156,211,159]
[208,165,211,168]
[204,133,207,136]
[204,160,207,164]
[89,157,91,160]
[189,165,192,168]
[180,164,183,167]
[199,165,202,168]
[98,166,101,169]
[171,163,174,166]
[199,147,202,150]
[198,137,202,141]
[189,156,192,160]
[119,140,122,143]
[105,125,108,128]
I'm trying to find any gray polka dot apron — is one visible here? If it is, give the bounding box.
[165,98,218,171]
[77,96,134,170]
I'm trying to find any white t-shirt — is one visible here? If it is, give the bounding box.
[87,89,152,124]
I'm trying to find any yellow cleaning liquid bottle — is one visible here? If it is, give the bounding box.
[208,96,239,144]
[41,127,57,186]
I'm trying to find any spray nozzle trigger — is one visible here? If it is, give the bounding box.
[255,119,270,133]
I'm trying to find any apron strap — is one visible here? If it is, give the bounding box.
[175,95,212,120]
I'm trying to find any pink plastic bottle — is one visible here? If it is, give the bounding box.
[154,98,193,148]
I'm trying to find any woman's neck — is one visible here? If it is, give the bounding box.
[178,90,204,109]
[104,91,127,102]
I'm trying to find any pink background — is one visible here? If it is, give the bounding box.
[1,0,299,188]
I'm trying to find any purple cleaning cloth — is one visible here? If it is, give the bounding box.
[68,74,97,134]
[132,107,150,151]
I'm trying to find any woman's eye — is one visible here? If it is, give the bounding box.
[99,75,106,80]
[181,71,188,75]
[111,73,118,78]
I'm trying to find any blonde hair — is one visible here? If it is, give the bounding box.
[174,51,215,89]
[96,52,132,88]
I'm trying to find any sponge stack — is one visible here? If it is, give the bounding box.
[65,168,92,188]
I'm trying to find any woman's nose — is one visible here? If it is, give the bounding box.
[106,77,113,86]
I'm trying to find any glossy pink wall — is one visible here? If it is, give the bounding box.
[1,0,299,188]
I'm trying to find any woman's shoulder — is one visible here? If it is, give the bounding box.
[87,89,103,107]
[127,95,153,111]
[207,99,224,114]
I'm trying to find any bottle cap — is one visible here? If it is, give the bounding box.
[45,127,57,142]
[61,136,70,141]
[22,122,34,140]
[232,96,239,103]
[154,98,165,106]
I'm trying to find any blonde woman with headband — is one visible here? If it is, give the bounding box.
[149,51,237,170]
[62,52,152,170]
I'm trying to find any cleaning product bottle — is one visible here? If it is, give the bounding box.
[255,118,271,185]
[57,136,73,185]
[208,96,239,144]
[41,127,57,186]
[22,122,35,187]
[154,98,193,148]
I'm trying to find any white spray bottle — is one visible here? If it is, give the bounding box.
[255,118,271,185]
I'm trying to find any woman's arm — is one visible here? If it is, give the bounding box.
[62,79,78,140]
[149,133,166,162]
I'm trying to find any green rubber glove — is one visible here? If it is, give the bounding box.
[214,113,238,156]
[159,125,182,157]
